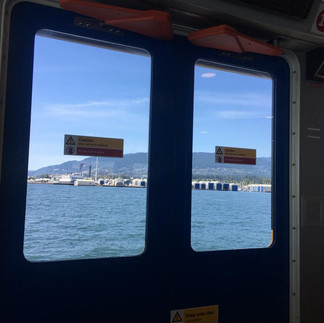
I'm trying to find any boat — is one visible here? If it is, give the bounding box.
[56,174,85,185]
[74,179,96,186]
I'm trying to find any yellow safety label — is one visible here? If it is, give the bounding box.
[64,134,124,157]
[223,146,256,158]
[170,305,219,323]
[215,146,256,165]
[75,135,123,149]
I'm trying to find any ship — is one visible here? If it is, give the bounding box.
[74,179,96,186]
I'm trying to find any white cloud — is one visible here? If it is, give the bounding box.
[214,110,266,119]
[195,91,272,108]
[45,98,149,117]
[201,72,216,78]
[200,131,207,134]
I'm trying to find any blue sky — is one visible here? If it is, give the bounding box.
[193,65,272,156]
[28,35,272,170]
[29,35,151,170]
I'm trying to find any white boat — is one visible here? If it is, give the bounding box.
[57,174,84,185]
[74,179,96,186]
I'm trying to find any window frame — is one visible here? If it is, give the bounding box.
[23,30,152,262]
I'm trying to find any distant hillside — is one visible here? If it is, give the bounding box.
[28,152,271,179]
[28,153,148,177]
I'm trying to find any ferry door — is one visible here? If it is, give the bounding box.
[171,43,290,322]
[0,2,290,323]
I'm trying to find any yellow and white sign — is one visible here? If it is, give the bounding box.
[64,134,124,158]
[215,146,256,165]
[170,305,218,323]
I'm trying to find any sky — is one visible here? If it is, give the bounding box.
[193,65,272,156]
[28,35,273,170]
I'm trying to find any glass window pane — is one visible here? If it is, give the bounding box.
[191,61,273,251]
[24,34,151,261]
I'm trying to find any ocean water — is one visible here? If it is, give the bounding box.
[24,184,271,262]
[191,190,271,251]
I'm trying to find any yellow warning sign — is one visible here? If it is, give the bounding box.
[64,134,124,158]
[65,136,76,145]
[172,312,183,322]
[215,145,256,165]
[216,147,223,155]
[170,305,218,323]
[223,146,256,158]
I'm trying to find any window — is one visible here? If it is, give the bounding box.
[24,33,151,261]
[191,61,273,251]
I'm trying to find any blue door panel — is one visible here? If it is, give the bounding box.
[1,3,173,322]
[171,44,290,322]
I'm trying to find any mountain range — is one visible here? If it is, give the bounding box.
[28,152,271,180]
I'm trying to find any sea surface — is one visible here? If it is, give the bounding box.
[24,184,271,262]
